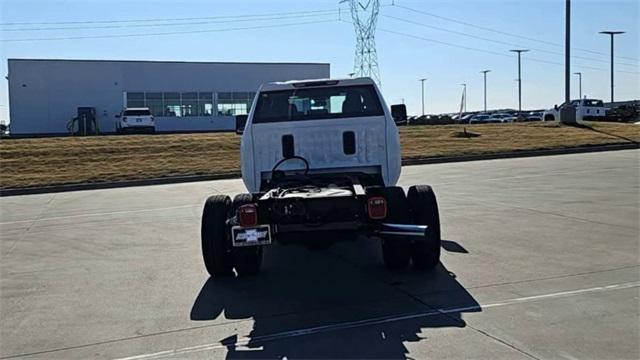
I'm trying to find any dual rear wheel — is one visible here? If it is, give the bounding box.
[380,185,441,271]
[201,194,263,277]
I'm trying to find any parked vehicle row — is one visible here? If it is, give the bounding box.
[464,111,543,124]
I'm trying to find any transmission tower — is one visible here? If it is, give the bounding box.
[341,0,381,85]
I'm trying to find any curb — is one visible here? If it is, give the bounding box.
[401,142,639,165]
[1,143,637,197]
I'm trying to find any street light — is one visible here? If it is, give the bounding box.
[599,31,625,103]
[480,70,491,112]
[419,78,427,116]
[460,83,467,113]
[574,72,582,99]
[509,49,529,115]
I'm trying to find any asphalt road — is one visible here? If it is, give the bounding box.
[1,150,639,360]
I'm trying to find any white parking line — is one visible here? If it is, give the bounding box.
[0,205,198,225]
[114,280,640,360]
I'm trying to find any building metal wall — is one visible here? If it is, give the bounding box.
[8,59,330,135]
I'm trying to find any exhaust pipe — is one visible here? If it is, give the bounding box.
[375,223,427,238]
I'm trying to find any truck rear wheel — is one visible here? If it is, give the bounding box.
[201,195,234,277]
[231,194,263,276]
[407,185,441,270]
[379,187,412,270]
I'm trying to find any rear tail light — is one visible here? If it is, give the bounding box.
[367,197,387,220]
[238,204,258,227]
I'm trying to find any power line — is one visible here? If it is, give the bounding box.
[1,11,341,32]
[1,19,337,42]
[377,26,512,58]
[381,14,637,68]
[392,3,639,62]
[0,8,341,26]
[376,26,639,74]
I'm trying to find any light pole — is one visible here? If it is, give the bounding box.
[574,72,582,99]
[509,49,529,115]
[480,70,491,112]
[559,0,577,124]
[419,78,427,116]
[460,83,467,113]
[565,0,571,106]
[599,31,625,103]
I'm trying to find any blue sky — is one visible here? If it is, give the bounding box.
[1,0,638,121]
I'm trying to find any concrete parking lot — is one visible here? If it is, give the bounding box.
[1,150,638,359]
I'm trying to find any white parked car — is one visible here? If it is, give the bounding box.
[543,98,607,122]
[200,77,442,277]
[501,113,518,122]
[116,107,155,133]
[487,113,513,123]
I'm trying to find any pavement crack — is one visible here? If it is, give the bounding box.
[2,193,57,259]
[454,194,639,232]
[464,325,542,360]
[386,278,543,360]
[412,264,640,298]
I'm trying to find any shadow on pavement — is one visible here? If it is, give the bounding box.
[441,239,469,254]
[190,240,479,359]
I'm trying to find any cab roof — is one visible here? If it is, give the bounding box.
[259,77,376,92]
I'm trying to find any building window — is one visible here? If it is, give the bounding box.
[145,92,164,117]
[181,92,198,117]
[217,92,255,116]
[199,92,213,116]
[126,92,145,108]
[164,92,181,117]
[124,91,220,117]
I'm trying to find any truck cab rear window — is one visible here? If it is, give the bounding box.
[253,85,384,123]
[124,110,151,116]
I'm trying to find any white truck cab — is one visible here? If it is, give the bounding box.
[240,77,401,193]
[116,107,155,133]
[543,98,607,122]
[200,78,442,277]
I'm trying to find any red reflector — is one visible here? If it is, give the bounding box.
[368,197,387,220]
[238,204,258,227]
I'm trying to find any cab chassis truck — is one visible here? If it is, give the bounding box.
[201,78,441,277]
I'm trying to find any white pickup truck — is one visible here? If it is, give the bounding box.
[543,98,608,122]
[200,78,442,277]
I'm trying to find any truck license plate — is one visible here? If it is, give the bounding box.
[231,225,271,247]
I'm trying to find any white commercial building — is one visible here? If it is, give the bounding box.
[7,59,330,135]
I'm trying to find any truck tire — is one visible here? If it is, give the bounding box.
[407,185,441,270]
[231,193,263,276]
[201,195,234,277]
[379,186,411,270]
